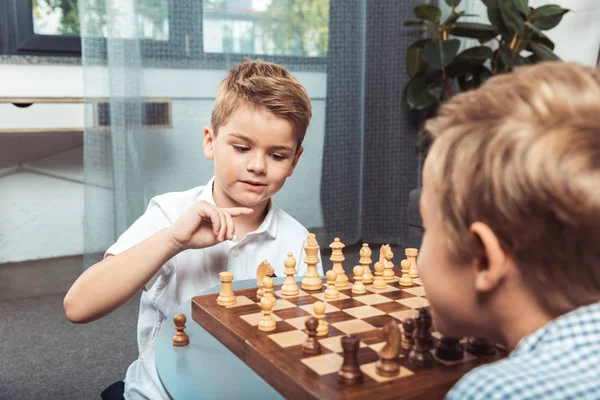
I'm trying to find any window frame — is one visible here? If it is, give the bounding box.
[0,0,328,71]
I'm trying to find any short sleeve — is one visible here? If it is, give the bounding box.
[105,198,173,291]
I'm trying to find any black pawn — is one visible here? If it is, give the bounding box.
[338,335,363,385]
[401,318,415,355]
[408,309,435,368]
[466,336,496,356]
[302,316,322,355]
[435,336,464,361]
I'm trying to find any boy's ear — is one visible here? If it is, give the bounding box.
[203,126,215,160]
[470,221,512,293]
[288,145,304,177]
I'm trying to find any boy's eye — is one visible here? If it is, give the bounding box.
[233,145,249,152]
[271,153,287,161]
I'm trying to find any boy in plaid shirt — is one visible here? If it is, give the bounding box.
[418,62,600,400]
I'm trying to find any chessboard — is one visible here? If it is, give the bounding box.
[191,252,506,400]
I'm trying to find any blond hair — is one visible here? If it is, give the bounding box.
[211,58,312,150]
[424,62,600,316]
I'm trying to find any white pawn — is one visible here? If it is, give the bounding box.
[324,270,339,299]
[281,253,299,296]
[313,301,328,336]
[263,276,277,308]
[258,296,276,332]
[399,259,413,287]
[352,265,366,295]
[372,261,387,290]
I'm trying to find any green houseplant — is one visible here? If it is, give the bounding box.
[403,0,569,117]
[402,0,569,248]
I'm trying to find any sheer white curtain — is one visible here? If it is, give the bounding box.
[80,0,422,269]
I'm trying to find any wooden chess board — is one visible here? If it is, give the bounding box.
[191,268,505,400]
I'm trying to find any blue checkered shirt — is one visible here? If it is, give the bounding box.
[446,302,600,400]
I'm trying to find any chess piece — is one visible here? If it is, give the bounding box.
[406,248,419,279]
[376,320,401,377]
[302,233,323,291]
[372,261,387,290]
[258,296,276,332]
[262,276,277,307]
[466,337,497,356]
[435,336,464,361]
[324,270,340,299]
[217,271,236,306]
[380,244,395,281]
[338,335,363,385]
[281,253,300,296]
[172,313,189,346]
[408,308,435,368]
[351,266,366,295]
[359,243,374,284]
[256,260,274,299]
[302,316,322,355]
[401,318,415,355]
[399,259,413,287]
[313,301,328,336]
[420,307,434,349]
[330,238,349,289]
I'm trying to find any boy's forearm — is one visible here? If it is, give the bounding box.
[64,228,181,324]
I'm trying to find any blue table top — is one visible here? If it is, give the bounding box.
[155,278,288,400]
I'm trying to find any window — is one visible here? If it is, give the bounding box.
[0,0,329,67]
[202,0,329,57]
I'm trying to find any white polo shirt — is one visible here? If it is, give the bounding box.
[106,177,323,400]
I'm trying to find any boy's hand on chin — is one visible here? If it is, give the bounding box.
[166,200,253,251]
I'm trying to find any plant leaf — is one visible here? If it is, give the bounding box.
[501,1,525,34]
[528,30,555,50]
[406,39,430,77]
[414,4,442,24]
[514,0,529,15]
[445,0,462,7]
[487,0,511,37]
[449,22,498,42]
[531,5,569,30]
[529,42,561,61]
[524,21,543,37]
[422,39,461,69]
[404,75,442,110]
[454,46,494,64]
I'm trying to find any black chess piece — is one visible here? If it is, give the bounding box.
[466,337,497,356]
[408,309,435,368]
[302,316,322,355]
[338,335,363,385]
[401,318,415,355]
[435,336,464,361]
[172,313,189,347]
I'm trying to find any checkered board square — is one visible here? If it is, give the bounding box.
[191,268,505,400]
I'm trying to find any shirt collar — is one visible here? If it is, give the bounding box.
[512,301,600,356]
[198,177,278,240]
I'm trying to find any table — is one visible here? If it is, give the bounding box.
[156,278,287,400]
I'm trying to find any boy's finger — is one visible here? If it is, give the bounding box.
[198,205,221,237]
[217,208,228,241]
[223,210,235,240]
[223,207,254,216]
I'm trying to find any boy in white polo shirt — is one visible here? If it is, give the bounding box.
[64,59,323,400]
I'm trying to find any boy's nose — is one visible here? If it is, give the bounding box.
[246,154,267,175]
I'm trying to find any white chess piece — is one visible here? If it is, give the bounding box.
[313,301,328,336]
[352,265,366,295]
[324,270,339,299]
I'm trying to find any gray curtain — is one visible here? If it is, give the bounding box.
[80,0,422,269]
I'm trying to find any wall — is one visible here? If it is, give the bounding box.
[0,63,327,263]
